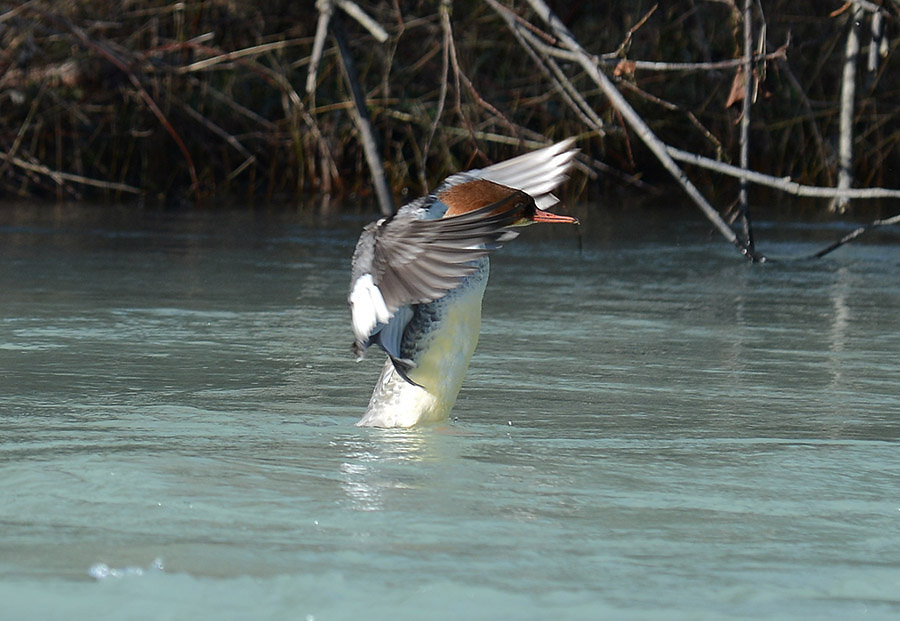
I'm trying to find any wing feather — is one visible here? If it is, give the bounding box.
[348,188,530,353]
[477,138,577,211]
[348,138,577,363]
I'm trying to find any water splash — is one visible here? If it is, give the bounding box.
[89,558,165,581]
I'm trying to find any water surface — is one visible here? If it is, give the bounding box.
[1,203,899,619]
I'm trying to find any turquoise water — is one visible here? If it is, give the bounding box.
[1,204,899,619]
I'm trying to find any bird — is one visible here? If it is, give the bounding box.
[348,138,578,427]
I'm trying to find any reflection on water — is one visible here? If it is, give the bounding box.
[1,204,899,619]
[828,266,852,389]
[337,429,467,511]
[338,434,419,512]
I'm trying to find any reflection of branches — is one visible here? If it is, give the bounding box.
[813,213,900,259]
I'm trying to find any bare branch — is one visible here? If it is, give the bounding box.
[614,4,658,57]
[0,150,141,194]
[178,101,257,181]
[492,4,605,132]
[774,53,834,185]
[335,0,389,42]
[520,0,763,261]
[0,0,38,24]
[332,14,394,215]
[738,0,755,253]
[307,0,335,96]
[832,4,864,212]
[178,39,309,74]
[601,49,787,72]
[668,146,900,199]
[420,0,453,187]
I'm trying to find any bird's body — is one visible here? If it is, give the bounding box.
[349,139,578,427]
[357,258,488,427]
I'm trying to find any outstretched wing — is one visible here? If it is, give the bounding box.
[348,189,531,355]
[477,138,576,210]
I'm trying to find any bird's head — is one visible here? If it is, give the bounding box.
[438,179,578,226]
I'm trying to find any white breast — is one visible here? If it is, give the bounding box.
[356,265,489,427]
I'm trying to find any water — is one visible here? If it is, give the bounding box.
[1,203,899,619]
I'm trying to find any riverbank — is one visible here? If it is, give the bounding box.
[1,1,897,211]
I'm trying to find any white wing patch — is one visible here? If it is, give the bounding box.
[349,273,392,343]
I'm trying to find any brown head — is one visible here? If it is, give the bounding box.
[438,179,578,225]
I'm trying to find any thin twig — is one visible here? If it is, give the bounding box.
[452,55,520,150]
[614,4,658,57]
[601,48,787,72]
[506,20,606,131]
[178,38,309,74]
[247,50,338,183]
[141,32,216,57]
[0,82,46,179]
[195,78,279,131]
[0,151,142,194]
[616,80,724,158]
[0,0,37,24]
[420,0,453,189]
[774,53,833,185]
[178,101,257,180]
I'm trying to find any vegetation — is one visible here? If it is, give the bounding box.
[1,0,898,221]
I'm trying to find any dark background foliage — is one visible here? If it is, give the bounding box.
[1,1,897,208]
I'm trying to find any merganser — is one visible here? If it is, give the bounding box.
[348,139,578,427]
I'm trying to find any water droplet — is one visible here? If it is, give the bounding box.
[89,563,111,580]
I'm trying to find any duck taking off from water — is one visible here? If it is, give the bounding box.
[348,139,579,427]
